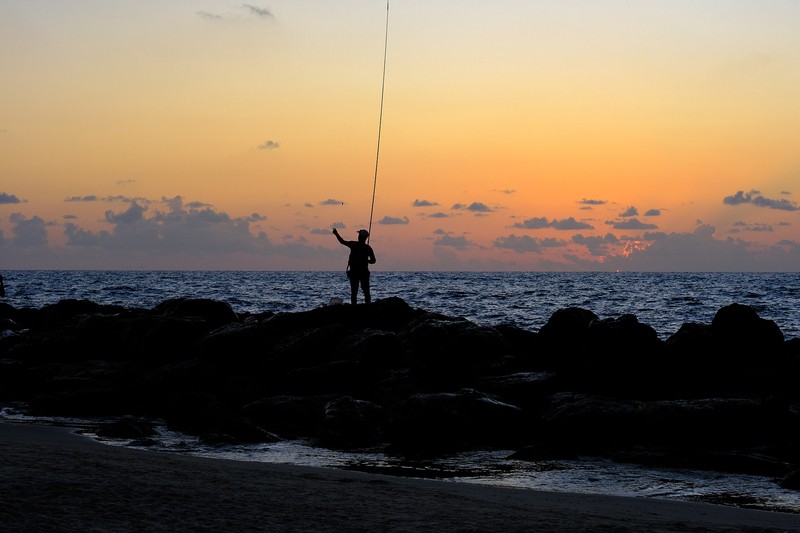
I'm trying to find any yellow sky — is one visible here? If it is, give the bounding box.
[1,1,799,271]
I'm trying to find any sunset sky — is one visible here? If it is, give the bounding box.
[2,1,799,271]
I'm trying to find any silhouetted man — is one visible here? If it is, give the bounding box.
[332,228,376,305]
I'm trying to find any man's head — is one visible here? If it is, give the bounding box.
[357,229,369,242]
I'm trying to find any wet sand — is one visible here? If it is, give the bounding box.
[1,422,797,532]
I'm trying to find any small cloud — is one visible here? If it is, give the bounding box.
[512,217,550,229]
[197,11,222,19]
[183,200,213,209]
[9,213,48,246]
[512,216,593,230]
[608,218,658,230]
[496,189,516,195]
[493,234,566,254]
[747,224,774,232]
[434,234,473,249]
[258,140,280,150]
[304,202,314,208]
[320,199,345,206]
[643,209,661,216]
[379,216,409,225]
[572,233,619,256]
[551,217,594,230]
[65,195,99,202]
[413,199,439,207]
[426,212,449,218]
[723,190,799,211]
[620,206,638,217]
[452,201,493,213]
[579,198,607,206]
[242,4,274,18]
[730,220,773,232]
[540,237,568,248]
[0,192,23,204]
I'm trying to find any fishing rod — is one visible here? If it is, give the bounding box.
[367,0,389,244]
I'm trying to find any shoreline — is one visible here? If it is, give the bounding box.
[2,422,798,532]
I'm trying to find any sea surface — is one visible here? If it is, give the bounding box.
[1,270,800,514]
[1,270,799,340]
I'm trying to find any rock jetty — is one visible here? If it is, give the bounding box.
[1,297,799,489]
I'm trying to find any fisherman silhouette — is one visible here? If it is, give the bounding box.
[332,228,376,305]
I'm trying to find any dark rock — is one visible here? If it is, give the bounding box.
[318,395,383,450]
[780,467,800,489]
[385,388,526,455]
[242,395,330,439]
[1,296,799,485]
[153,298,239,330]
[96,417,157,439]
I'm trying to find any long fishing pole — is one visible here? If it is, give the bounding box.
[367,0,389,243]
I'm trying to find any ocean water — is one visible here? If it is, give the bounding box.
[2,270,800,514]
[1,270,798,340]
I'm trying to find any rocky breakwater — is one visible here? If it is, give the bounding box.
[1,297,799,490]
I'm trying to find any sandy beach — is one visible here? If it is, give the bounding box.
[1,422,797,532]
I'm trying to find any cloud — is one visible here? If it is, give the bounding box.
[8,213,48,246]
[320,199,345,206]
[379,216,409,225]
[452,202,493,213]
[54,197,291,263]
[197,5,275,22]
[258,140,280,150]
[730,220,773,233]
[0,192,22,204]
[579,198,607,206]
[242,4,275,18]
[598,224,800,271]
[426,212,449,218]
[572,232,620,256]
[512,216,593,230]
[723,190,799,211]
[608,218,658,230]
[104,201,147,224]
[643,209,661,216]
[619,206,639,217]
[412,199,438,207]
[551,217,594,230]
[493,234,568,254]
[64,194,99,202]
[512,217,550,229]
[434,234,474,249]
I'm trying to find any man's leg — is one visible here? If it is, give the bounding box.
[362,274,371,304]
[349,276,359,305]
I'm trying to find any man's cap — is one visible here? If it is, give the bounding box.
[358,229,369,237]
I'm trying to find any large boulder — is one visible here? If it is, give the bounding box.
[385,388,526,455]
